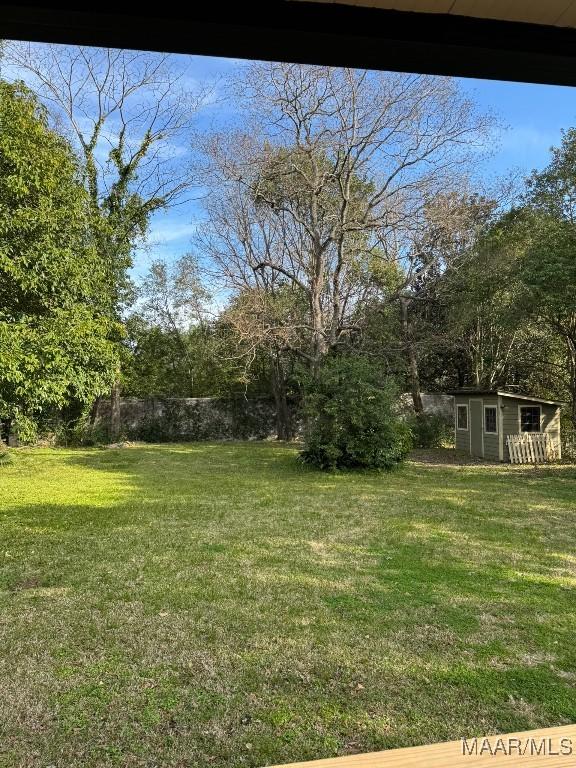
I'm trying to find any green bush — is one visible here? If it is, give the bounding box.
[300,358,412,471]
[407,412,453,449]
[49,411,113,447]
[561,428,576,463]
[69,421,112,447]
[11,413,38,444]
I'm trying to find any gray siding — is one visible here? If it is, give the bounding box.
[454,395,470,452]
[482,396,500,461]
[542,403,561,440]
[501,397,561,460]
[454,394,501,459]
[453,393,561,461]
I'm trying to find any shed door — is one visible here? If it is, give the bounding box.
[470,399,483,457]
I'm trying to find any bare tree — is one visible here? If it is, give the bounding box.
[197,63,495,388]
[6,42,205,436]
[6,44,201,217]
[196,181,307,437]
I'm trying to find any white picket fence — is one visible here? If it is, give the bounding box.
[506,433,557,464]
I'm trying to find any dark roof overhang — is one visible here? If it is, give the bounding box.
[4,1,576,87]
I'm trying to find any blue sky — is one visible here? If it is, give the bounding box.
[462,76,575,173]
[139,56,576,278]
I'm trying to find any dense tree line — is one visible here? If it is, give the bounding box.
[0,81,119,440]
[1,46,574,446]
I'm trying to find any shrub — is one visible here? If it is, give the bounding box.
[407,412,453,449]
[11,413,38,444]
[561,428,576,463]
[69,421,112,447]
[0,448,12,466]
[300,357,412,471]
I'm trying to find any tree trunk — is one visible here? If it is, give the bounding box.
[271,355,292,440]
[408,347,423,414]
[310,293,327,377]
[310,238,327,376]
[88,396,101,426]
[110,379,121,442]
[566,336,576,429]
[0,419,11,445]
[400,296,423,414]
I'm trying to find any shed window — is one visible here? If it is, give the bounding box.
[484,406,497,434]
[520,406,541,432]
[456,404,468,430]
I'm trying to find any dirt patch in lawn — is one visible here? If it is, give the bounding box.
[408,448,500,466]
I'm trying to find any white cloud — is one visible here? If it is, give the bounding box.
[146,221,198,245]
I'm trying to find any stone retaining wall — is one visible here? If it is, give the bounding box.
[94,397,278,442]
[94,392,454,443]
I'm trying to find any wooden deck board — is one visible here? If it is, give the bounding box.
[268,725,576,767]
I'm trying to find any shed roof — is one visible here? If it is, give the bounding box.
[447,390,564,406]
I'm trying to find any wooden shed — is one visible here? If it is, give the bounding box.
[448,390,563,462]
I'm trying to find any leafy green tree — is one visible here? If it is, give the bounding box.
[355,193,497,402]
[122,318,244,399]
[123,255,248,399]
[428,205,569,411]
[300,357,412,471]
[523,130,576,425]
[445,196,573,424]
[513,212,576,424]
[6,44,204,438]
[0,81,120,439]
[437,217,525,389]
[460,131,576,426]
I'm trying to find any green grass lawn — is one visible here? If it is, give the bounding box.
[1,443,575,767]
